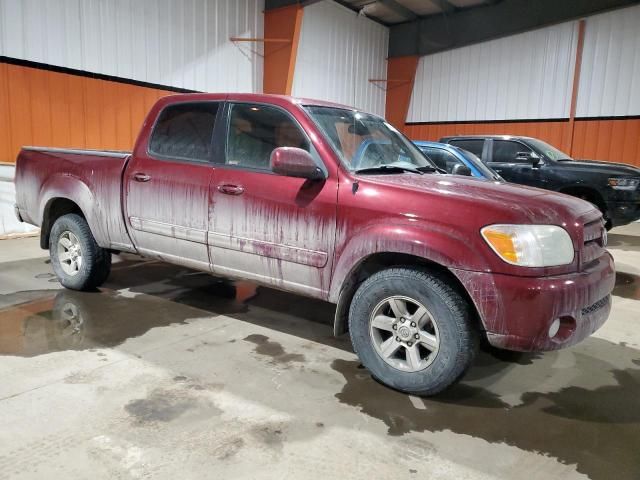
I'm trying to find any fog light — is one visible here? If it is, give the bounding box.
[548,318,561,338]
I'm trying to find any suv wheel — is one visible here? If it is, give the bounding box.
[348,267,478,396]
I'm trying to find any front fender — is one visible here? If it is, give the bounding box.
[328,222,493,303]
[39,174,107,247]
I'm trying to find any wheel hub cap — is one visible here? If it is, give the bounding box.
[369,295,440,372]
[57,231,83,276]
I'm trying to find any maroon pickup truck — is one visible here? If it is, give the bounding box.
[14,93,615,395]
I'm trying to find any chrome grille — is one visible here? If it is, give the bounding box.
[581,218,606,268]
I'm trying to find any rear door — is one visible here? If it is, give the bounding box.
[208,102,337,299]
[124,101,221,270]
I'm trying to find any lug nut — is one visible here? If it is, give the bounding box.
[407,342,413,347]
[395,336,400,342]
[414,333,420,339]
[400,318,405,323]
[410,322,416,327]
[392,324,397,330]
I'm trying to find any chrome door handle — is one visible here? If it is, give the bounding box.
[217,184,244,195]
[133,172,151,182]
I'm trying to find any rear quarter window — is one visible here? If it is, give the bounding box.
[449,139,484,158]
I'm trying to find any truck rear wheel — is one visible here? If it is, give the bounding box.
[348,267,478,396]
[49,214,112,291]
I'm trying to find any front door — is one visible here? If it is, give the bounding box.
[208,102,337,299]
[487,139,543,187]
[124,101,220,270]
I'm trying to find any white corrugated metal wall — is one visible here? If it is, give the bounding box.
[291,0,388,115]
[0,0,264,92]
[407,22,579,122]
[577,4,640,117]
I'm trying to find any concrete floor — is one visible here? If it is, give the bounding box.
[1,225,639,480]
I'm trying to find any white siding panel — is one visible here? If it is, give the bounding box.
[407,22,578,122]
[0,0,263,93]
[292,1,388,116]
[577,4,640,117]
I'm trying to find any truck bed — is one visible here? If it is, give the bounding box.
[14,146,136,252]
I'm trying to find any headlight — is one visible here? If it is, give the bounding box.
[481,224,574,267]
[608,177,639,190]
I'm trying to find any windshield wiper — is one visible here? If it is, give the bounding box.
[355,165,426,175]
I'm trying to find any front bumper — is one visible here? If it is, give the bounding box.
[452,253,615,352]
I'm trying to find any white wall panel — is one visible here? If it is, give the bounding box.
[0,0,263,93]
[577,4,640,117]
[292,1,388,116]
[407,22,579,122]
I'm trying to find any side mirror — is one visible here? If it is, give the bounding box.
[515,151,540,165]
[451,164,472,176]
[270,147,325,180]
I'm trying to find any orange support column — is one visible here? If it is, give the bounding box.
[263,5,304,95]
[384,55,419,131]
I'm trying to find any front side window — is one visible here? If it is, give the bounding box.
[226,103,309,171]
[420,147,463,173]
[304,106,435,172]
[492,140,532,163]
[527,138,572,161]
[149,102,219,162]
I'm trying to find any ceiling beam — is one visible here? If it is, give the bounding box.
[377,0,419,21]
[264,0,321,10]
[429,0,456,14]
[389,0,640,57]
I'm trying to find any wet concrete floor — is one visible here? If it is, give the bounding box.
[1,224,639,479]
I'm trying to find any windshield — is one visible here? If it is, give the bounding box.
[527,138,573,161]
[452,146,503,180]
[304,106,436,172]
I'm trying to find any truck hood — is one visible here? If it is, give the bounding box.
[557,159,640,176]
[359,173,598,224]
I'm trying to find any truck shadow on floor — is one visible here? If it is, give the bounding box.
[1,257,639,480]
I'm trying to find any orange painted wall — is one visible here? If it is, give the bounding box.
[263,5,303,95]
[404,118,640,167]
[384,56,419,130]
[0,62,174,163]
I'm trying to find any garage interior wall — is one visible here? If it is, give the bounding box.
[0,0,264,163]
[404,3,640,166]
[291,0,388,116]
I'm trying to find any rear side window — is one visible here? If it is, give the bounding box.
[449,139,484,158]
[420,147,463,173]
[149,102,219,162]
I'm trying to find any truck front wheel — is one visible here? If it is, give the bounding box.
[49,214,111,291]
[348,267,478,396]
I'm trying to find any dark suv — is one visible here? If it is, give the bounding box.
[440,135,640,229]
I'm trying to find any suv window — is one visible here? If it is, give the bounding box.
[420,147,463,174]
[448,139,484,158]
[226,103,309,170]
[492,140,532,163]
[149,102,219,161]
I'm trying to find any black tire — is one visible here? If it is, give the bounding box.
[49,214,112,291]
[348,267,479,396]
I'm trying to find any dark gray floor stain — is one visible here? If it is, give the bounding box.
[243,334,305,365]
[607,233,640,252]
[125,387,221,424]
[34,273,55,279]
[250,423,285,450]
[211,437,245,460]
[614,271,640,300]
[331,337,640,480]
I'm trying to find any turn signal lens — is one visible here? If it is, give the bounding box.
[481,230,518,263]
[481,224,575,267]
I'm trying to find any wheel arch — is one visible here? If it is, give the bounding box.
[332,251,482,336]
